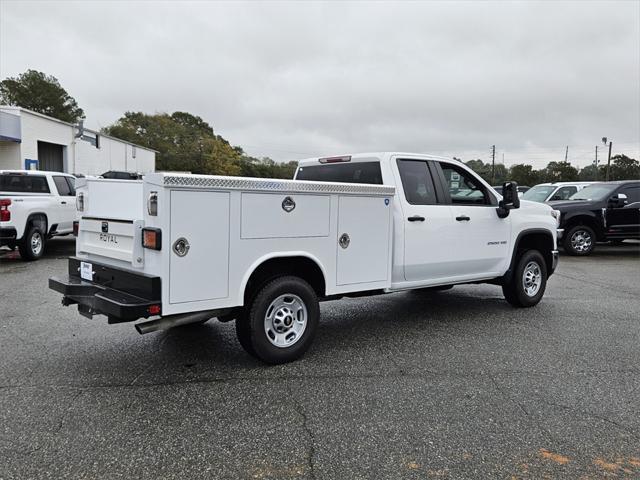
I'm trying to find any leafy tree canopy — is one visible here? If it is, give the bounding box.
[0,69,84,123]
[103,111,297,178]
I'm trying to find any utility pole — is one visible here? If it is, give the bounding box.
[491,145,496,184]
[605,140,613,181]
[564,146,568,162]
[595,145,598,181]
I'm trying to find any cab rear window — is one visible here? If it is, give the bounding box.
[0,174,50,193]
[296,162,383,184]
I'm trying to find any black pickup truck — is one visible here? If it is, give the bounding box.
[550,181,640,256]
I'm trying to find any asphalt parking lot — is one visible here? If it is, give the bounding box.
[0,238,639,479]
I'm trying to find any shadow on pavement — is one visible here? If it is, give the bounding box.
[0,236,76,263]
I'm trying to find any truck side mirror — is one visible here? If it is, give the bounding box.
[497,181,520,218]
[609,193,628,207]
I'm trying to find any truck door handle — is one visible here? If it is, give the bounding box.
[456,215,470,221]
[61,201,67,204]
[407,215,425,222]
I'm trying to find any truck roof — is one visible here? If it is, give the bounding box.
[296,152,456,167]
[0,169,74,177]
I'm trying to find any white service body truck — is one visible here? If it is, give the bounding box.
[50,153,560,363]
[1,170,77,260]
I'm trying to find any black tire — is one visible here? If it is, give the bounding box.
[563,225,596,256]
[18,226,45,261]
[235,276,319,364]
[502,250,547,308]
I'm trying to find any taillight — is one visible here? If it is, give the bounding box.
[142,228,162,250]
[0,199,10,222]
[73,220,79,237]
[319,155,351,164]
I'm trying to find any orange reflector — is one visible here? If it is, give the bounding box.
[142,228,162,250]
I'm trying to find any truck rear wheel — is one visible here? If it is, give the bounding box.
[235,276,319,364]
[502,250,547,308]
[18,226,45,261]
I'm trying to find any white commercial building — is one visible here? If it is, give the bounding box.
[0,106,156,175]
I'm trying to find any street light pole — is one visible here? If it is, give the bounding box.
[602,138,613,182]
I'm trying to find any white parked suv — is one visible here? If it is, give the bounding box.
[0,170,77,260]
[50,153,560,363]
[521,182,595,203]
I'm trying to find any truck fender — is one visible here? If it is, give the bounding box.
[503,228,555,283]
[239,251,328,302]
[562,211,603,236]
[24,213,48,239]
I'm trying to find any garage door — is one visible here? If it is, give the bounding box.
[37,141,64,172]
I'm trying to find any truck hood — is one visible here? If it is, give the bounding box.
[519,199,553,213]
[547,200,595,211]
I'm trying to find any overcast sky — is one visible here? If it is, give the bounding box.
[1,0,639,168]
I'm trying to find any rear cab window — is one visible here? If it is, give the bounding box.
[0,174,51,194]
[296,162,383,184]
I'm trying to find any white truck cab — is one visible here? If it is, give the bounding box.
[1,170,77,260]
[50,153,559,363]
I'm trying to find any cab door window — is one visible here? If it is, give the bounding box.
[438,163,491,206]
[397,160,437,205]
[552,186,577,200]
[53,176,73,196]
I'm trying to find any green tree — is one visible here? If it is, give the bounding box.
[0,69,84,123]
[508,164,540,186]
[578,163,600,181]
[608,154,640,180]
[104,111,297,177]
[542,161,579,182]
[104,111,244,174]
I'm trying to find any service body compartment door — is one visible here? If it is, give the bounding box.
[169,190,230,304]
[336,195,391,285]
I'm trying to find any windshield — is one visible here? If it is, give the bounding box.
[569,184,614,201]
[522,185,556,202]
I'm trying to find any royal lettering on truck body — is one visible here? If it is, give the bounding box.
[49,153,560,364]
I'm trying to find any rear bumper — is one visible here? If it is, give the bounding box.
[49,257,161,323]
[0,227,17,244]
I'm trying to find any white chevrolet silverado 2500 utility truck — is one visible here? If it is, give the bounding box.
[1,170,77,260]
[49,153,560,363]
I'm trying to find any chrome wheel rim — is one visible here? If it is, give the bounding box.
[570,229,592,253]
[31,232,43,256]
[522,261,542,297]
[264,294,307,348]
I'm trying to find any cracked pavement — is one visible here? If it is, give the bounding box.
[1,238,639,479]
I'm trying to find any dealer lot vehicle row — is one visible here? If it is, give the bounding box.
[48,152,560,364]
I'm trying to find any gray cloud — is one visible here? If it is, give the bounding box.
[1,0,638,168]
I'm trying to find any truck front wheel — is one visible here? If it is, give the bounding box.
[563,225,595,256]
[235,276,319,364]
[18,226,45,261]
[502,250,547,308]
